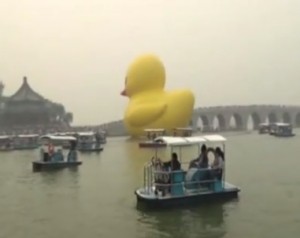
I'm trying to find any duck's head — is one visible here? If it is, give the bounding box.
[121,54,166,98]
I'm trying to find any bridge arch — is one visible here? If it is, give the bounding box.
[213,114,226,131]
[229,113,243,130]
[247,112,261,130]
[282,112,291,123]
[196,115,209,131]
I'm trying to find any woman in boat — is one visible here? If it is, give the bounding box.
[210,147,224,180]
[47,143,55,161]
[198,144,209,168]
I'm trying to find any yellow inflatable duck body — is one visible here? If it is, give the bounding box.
[120,54,195,137]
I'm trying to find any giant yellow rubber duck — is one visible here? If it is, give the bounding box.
[120,54,195,137]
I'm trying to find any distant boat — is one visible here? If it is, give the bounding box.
[0,135,14,151]
[13,134,39,150]
[139,129,167,148]
[76,131,104,153]
[33,135,82,172]
[270,123,295,138]
[258,123,270,134]
[172,127,193,137]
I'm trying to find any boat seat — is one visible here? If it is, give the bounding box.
[53,150,64,162]
[170,170,185,196]
[185,168,210,189]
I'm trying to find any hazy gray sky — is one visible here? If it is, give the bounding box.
[1,0,300,125]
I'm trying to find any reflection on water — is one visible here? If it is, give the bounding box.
[37,169,80,188]
[138,203,227,238]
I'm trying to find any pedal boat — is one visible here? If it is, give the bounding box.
[76,131,104,152]
[135,134,240,209]
[139,129,167,148]
[271,123,295,137]
[32,135,82,172]
[0,135,14,151]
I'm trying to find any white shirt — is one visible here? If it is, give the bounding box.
[211,155,224,170]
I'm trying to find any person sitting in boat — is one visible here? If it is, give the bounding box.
[47,143,55,161]
[153,153,181,196]
[95,132,101,144]
[189,144,209,169]
[210,147,224,180]
[53,147,64,162]
[67,140,78,162]
[198,144,209,168]
[187,144,211,187]
[163,152,181,171]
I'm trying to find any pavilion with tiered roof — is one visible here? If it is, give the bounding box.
[0,76,73,129]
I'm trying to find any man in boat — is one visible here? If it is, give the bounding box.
[163,152,181,171]
[67,140,78,162]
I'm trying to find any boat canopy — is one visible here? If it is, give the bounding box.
[40,135,77,141]
[17,134,39,138]
[259,123,269,126]
[154,134,226,146]
[77,131,95,136]
[174,127,193,131]
[274,122,291,127]
[202,135,227,142]
[144,129,166,132]
[54,132,77,136]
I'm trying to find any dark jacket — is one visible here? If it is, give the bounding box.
[163,159,181,171]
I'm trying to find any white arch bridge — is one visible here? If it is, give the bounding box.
[96,105,300,136]
[191,105,300,131]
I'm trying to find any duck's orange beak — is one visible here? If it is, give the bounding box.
[120,89,127,96]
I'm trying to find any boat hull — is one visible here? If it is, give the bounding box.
[135,183,240,209]
[78,148,103,153]
[32,161,82,172]
[139,142,166,148]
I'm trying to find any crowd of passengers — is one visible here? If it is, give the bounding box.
[153,144,225,189]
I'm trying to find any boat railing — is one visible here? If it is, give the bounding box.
[143,162,224,195]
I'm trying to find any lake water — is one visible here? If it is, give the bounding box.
[0,131,300,238]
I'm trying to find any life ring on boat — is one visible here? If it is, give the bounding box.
[48,143,55,155]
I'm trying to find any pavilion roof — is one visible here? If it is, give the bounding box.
[8,76,45,102]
